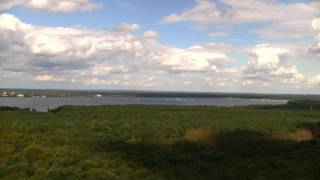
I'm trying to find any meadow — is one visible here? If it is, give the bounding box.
[1,101,320,179]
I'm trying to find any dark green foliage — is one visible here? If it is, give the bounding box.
[1,105,320,179]
[0,106,31,112]
[287,100,320,110]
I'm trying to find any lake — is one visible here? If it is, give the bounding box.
[0,97,288,112]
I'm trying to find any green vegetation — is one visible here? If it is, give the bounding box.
[0,106,32,112]
[287,100,320,110]
[1,102,320,179]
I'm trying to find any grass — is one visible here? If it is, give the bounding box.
[1,102,320,179]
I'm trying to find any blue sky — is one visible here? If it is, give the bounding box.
[0,0,319,93]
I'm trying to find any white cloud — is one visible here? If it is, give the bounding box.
[150,46,230,72]
[205,43,320,92]
[0,13,232,89]
[162,0,318,25]
[161,0,217,25]
[311,18,320,54]
[308,75,320,87]
[312,18,320,31]
[34,74,64,81]
[161,0,319,39]
[141,30,158,39]
[251,44,289,65]
[112,23,141,32]
[242,44,315,87]
[0,13,319,92]
[0,0,103,12]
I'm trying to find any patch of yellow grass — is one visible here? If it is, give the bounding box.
[273,129,314,142]
[184,128,214,144]
[126,137,137,144]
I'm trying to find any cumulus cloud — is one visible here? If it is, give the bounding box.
[313,18,320,31]
[112,23,141,33]
[204,43,320,92]
[161,0,319,39]
[149,46,230,72]
[0,13,232,89]
[0,0,103,12]
[34,74,64,81]
[141,30,158,39]
[242,44,314,87]
[308,75,320,87]
[0,13,319,92]
[311,18,320,54]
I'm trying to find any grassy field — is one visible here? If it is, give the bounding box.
[1,103,320,179]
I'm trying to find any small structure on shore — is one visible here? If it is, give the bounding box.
[1,92,25,97]
[1,92,8,97]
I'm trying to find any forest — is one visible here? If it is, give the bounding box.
[1,101,320,179]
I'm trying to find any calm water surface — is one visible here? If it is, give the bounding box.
[0,97,288,112]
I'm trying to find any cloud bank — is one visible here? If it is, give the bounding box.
[0,0,103,12]
[161,0,319,39]
[0,13,235,90]
[0,0,320,93]
[311,18,320,54]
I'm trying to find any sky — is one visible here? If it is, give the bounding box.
[0,0,320,93]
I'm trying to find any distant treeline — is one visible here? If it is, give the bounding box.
[252,99,320,111]
[287,100,320,110]
[1,88,320,100]
[0,106,35,112]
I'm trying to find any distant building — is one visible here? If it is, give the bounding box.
[2,92,8,97]
[0,91,26,97]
